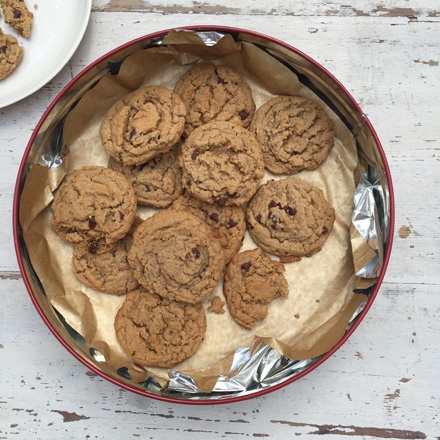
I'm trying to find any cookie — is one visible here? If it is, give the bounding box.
[115,288,206,368]
[250,96,334,174]
[128,210,224,304]
[72,235,139,295]
[223,248,288,330]
[108,144,183,208]
[172,191,246,264]
[50,166,137,250]
[246,177,335,262]
[0,29,23,80]
[100,85,186,166]
[180,121,265,207]
[174,62,255,136]
[0,0,33,38]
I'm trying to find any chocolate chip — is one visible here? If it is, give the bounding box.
[88,241,100,254]
[119,211,124,220]
[209,212,219,222]
[239,110,249,120]
[130,128,136,139]
[191,150,199,160]
[217,76,226,84]
[144,184,151,192]
[13,8,22,19]
[241,261,252,272]
[67,227,77,234]
[88,216,97,230]
[227,218,238,228]
[322,226,329,235]
[192,248,201,259]
[268,200,278,209]
[0,46,6,54]
[285,206,297,216]
[255,214,262,223]
[216,197,227,207]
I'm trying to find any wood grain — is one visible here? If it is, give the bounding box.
[0,1,439,438]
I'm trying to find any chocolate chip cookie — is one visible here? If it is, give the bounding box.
[107,144,183,208]
[180,121,265,207]
[172,191,246,264]
[250,96,334,174]
[0,0,33,38]
[128,209,224,304]
[114,288,206,368]
[0,29,23,80]
[50,166,137,249]
[174,62,255,137]
[246,177,335,262]
[100,85,186,166]
[223,248,288,330]
[72,235,139,295]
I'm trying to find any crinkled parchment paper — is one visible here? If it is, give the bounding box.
[19,30,368,393]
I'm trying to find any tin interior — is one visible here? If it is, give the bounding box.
[13,26,394,404]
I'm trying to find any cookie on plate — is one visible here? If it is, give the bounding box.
[50,166,137,249]
[107,144,183,208]
[0,29,23,80]
[100,86,186,166]
[0,0,33,38]
[180,121,264,207]
[115,288,206,368]
[174,62,255,137]
[128,209,224,304]
[72,235,139,295]
[250,96,334,174]
[172,191,246,264]
[223,248,288,330]
[246,177,335,262]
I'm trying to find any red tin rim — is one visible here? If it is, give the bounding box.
[13,25,395,405]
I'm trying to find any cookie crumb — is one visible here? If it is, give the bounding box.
[34,3,38,9]
[315,299,320,303]
[208,295,225,314]
[294,313,300,319]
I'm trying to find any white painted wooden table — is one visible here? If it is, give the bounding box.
[1,1,439,438]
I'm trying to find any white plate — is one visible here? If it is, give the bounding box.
[0,0,92,108]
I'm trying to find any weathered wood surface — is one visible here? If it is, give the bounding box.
[0,1,439,438]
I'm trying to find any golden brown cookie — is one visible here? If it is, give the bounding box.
[250,96,334,174]
[0,29,23,80]
[223,248,288,330]
[50,166,137,249]
[72,235,139,295]
[107,144,183,208]
[174,62,255,137]
[180,121,265,207]
[172,191,246,264]
[246,177,335,262]
[128,210,224,304]
[0,0,33,38]
[100,86,186,165]
[115,288,206,368]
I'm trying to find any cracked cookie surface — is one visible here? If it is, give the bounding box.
[250,96,334,174]
[107,144,183,208]
[72,235,139,295]
[0,29,23,80]
[50,166,137,250]
[172,191,246,264]
[174,62,255,137]
[246,177,335,262]
[128,210,224,304]
[223,248,288,330]
[115,288,206,368]
[100,85,186,165]
[0,0,33,38]
[180,121,264,207]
